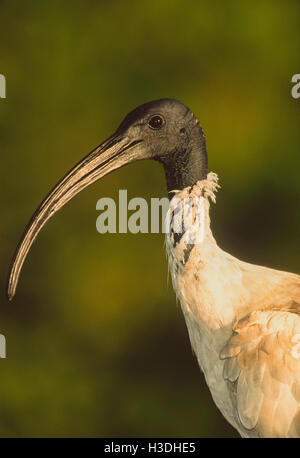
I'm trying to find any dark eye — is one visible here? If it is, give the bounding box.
[148,115,164,130]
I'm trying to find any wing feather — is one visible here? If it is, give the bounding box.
[221,309,300,437]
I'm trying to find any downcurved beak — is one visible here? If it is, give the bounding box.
[7,133,143,300]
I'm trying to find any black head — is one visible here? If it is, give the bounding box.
[7,98,208,300]
[116,98,208,191]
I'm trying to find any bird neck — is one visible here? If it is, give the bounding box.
[163,125,208,196]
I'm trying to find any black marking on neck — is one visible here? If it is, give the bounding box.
[173,231,184,246]
[169,204,185,248]
[183,244,194,264]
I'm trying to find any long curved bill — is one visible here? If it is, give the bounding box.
[7,134,142,300]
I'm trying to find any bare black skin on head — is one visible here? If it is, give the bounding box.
[7,98,208,300]
[116,98,208,193]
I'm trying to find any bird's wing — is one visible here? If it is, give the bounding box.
[220,307,300,437]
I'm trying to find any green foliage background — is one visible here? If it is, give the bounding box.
[0,0,299,437]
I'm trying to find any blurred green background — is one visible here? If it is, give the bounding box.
[0,0,299,438]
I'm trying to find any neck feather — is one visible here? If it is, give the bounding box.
[168,173,219,245]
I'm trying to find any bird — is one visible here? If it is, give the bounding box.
[7,98,300,438]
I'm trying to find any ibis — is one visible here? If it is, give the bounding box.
[7,99,300,437]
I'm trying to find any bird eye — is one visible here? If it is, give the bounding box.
[148,115,164,130]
